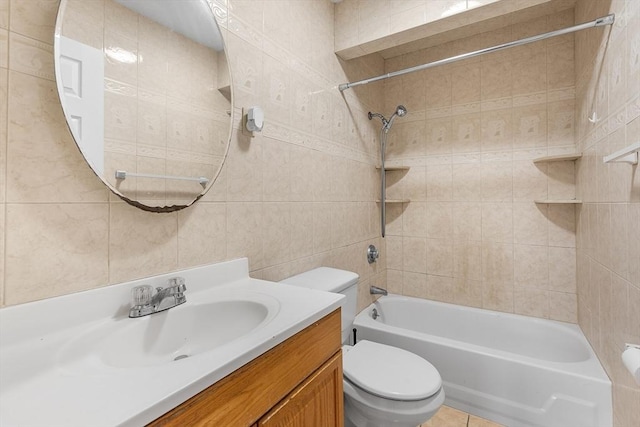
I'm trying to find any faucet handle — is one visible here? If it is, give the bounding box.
[132,285,153,306]
[168,277,186,292]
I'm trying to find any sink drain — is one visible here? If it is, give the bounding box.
[174,354,189,361]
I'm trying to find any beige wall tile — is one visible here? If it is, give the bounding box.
[177,202,226,269]
[402,271,428,298]
[513,202,549,246]
[226,130,263,201]
[513,160,547,201]
[5,203,109,305]
[60,0,105,50]
[482,279,514,313]
[0,0,8,29]
[426,238,453,277]
[426,164,452,201]
[8,32,54,81]
[426,202,453,239]
[109,202,178,283]
[262,137,291,201]
[481,161,512,201]
[0,28,7,68]
[290,202,314,258]
[482,242,513,284]
[481,202,513,243]
[7,71,108,202]
[453,241,482,280]
[452,162,481,202]
[548,204,576,248]
[514,287,549,318]
[262,202,291,266]
[403,236,427,273]
[628,204,640,287]
[104,30,138,86]
[453,202,482,241]
[226,202,264,271]
[548,291,576,323]
[0,67,6,203]
[514,244,548,288]
[9,0,58,43]
[549,246,576,292]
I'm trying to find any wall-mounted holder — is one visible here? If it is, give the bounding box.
[603,141,640,165]
[622,343,640,386]
[243,106,264,137]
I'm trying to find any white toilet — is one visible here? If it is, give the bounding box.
[281,267,445,427]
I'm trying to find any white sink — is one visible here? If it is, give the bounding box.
[0,258,344,427]
[58,297,278,370]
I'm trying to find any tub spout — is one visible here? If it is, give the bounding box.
[370,286,388,296]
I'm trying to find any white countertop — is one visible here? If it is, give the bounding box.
[0,259,343,426]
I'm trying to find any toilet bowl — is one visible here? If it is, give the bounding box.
[280,267,444,427]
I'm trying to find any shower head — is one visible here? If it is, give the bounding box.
[385,105,408,131]
[367,105,408,133]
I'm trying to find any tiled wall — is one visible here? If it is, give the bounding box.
[0,0,387,311]
[381,8,579,322]
[574,0,640,425]
[62,0,230,206]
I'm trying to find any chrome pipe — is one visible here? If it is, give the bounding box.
[338,14,615,91]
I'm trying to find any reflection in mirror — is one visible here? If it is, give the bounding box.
[54,0,232,211]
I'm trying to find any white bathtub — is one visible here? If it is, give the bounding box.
[353,295,612,427]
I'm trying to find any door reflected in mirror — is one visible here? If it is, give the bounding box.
[54,0,232,211]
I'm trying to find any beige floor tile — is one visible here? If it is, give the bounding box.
[468,414,505,427]
[421,405,468,427]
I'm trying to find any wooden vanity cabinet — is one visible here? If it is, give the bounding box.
[149,309,343,427]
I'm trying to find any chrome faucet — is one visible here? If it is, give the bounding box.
[129,277,187,318]
[370,286,388,296]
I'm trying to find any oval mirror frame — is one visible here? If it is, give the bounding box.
[53,0,232,212]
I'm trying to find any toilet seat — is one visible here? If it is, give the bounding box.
[343,340,442,401]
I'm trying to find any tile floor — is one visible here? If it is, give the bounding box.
[420,405,504,427]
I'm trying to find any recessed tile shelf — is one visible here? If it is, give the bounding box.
[533,153,582,163]
[534,199,583,204]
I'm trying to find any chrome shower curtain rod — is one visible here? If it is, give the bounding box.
[338,14,615,91]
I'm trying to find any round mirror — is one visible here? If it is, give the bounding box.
[54,0,232,212]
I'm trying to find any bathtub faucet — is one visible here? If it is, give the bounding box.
[370,286,388,296]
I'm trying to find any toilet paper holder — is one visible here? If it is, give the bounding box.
[622,343,640,386]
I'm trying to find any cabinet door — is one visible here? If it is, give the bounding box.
[259,351,343,427]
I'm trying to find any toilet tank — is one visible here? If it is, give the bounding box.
[280,267,359,344]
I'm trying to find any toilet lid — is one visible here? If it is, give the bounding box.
[343,340,441,401]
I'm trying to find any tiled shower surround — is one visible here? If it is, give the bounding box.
[381,8,579,321]
[0,0,638,425]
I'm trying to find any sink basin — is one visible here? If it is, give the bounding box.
[58,295,279,370]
